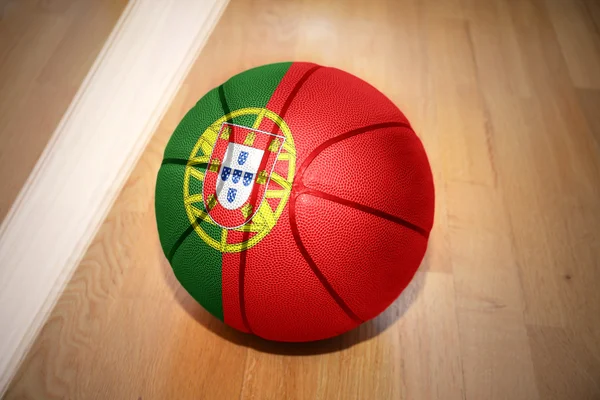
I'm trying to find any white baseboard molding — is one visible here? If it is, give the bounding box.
[0,0,229,393]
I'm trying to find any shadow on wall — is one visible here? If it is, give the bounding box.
[160,246,430,355]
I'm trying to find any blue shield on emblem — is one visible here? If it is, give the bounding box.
[221,166,232,182]
[214,142,265,211]
[238,151,249,165]
[227,188,237,203]
[232,169,242,184]
[243,172,253,187]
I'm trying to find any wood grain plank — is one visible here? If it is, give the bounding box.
[461,0,532,98]
[0,0,128,223]
[480,1,600,397]
[426,6,539,398]
[527,325,600,400]
[584,0,600,34]
[544,0,600,89]
[424,18,496,186]
[448,181,539,400]
[504,0,600,329]
[577,89,600,147]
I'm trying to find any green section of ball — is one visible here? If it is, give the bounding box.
[162,62,293,160]
[170,214,224,320]
[155,62,293,321]
[155,164,193,259]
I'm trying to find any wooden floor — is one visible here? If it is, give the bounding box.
[6,0,600,398]
[0,0,128,223]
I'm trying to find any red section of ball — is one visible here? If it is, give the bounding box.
[303,126,434,234]
[294,194,428,322]
[222,62,434,341]
[227,204,359,342]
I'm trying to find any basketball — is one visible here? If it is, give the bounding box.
[155,62,434,342]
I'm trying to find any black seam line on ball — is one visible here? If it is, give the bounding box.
[238,65,324,334]
[167,216,202,263]
[218,84,231,117]
[163,159,209,262]
[161,158,208,169]
[275,65,322,125]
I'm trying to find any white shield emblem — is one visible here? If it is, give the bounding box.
[216,143,264,210]
[202,122,285,229]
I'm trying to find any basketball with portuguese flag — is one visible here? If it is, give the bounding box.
[155,62,435,342]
